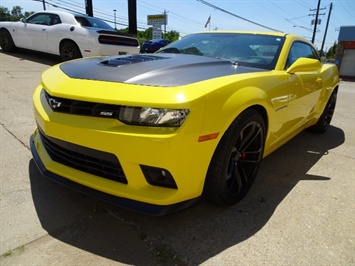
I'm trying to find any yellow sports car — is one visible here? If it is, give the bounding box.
[30,31,339,215]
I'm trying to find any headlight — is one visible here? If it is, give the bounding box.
[119,106,189,127]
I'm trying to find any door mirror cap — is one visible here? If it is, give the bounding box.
[287,58,321,74]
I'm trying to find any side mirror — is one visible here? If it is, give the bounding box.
[20,18,27,23]
[287,58,321,74]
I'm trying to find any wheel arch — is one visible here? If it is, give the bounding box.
[59,38,82,55]
[202,85,271,140]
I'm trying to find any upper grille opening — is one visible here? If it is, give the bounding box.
[44,90,120,119]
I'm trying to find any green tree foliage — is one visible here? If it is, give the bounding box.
[326,42,337,59]
[162,30,179,42]
[0,5,35,21]
[119,27,179,46]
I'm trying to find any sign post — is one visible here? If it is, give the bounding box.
[147,14,167,40]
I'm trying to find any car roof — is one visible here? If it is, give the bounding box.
[194,30,287,37]
[30,10,108,27]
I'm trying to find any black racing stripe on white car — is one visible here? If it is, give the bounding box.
[59,54,266,87]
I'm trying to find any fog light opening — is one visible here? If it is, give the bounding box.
[140,165,177,189]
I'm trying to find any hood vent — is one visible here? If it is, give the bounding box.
[99,55,168,67]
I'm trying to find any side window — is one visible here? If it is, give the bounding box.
[286,41,320,69]
[75,17,91,27]
[27,13,51,26]
[49,15,61,26]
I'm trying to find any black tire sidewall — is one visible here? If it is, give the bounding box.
[0,29,16,52]
[60,41,81,61]
[204,109,266,205]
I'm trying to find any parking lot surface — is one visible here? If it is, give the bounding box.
[0,50,354,265]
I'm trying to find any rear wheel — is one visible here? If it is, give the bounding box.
[204,109,266,205]
[310,89,338,134]
[0,29,16,52]
[60,40,82,61]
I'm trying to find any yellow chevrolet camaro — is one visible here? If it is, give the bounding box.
[30,31,339,215]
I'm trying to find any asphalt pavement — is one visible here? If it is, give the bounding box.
[0,49,354,265]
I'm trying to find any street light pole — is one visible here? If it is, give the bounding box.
[113,9,117,30]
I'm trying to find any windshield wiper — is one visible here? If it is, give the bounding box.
[215,57,238,66]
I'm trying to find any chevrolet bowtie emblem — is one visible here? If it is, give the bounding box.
[48,98,62,109]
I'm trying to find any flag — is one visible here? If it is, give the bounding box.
[205,15,211,28]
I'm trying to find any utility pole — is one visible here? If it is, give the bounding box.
[85,0,93,17]
[320,3,333,57]
[164,10,167,35]
[128,0,137,35]
[42,0,46,10]
[311,0,321,44]
[113,9,117,30]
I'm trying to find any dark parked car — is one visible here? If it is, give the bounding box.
[141,39,171,53]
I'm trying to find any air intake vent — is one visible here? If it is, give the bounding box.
[39,128,127,184]
[99,55,168,67]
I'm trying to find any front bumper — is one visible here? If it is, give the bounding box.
[31,82,221,215]
[30,134,200,216]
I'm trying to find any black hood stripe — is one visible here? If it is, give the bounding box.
[60,54,266,87]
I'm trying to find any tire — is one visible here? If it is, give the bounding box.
[204,109,266,205]
[60,40,82,61]
[309,89,338,134]
[0,29,17,52]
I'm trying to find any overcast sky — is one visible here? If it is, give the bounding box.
[1,0,354,50]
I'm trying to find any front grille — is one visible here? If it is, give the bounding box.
[44,90,120,119]
[39,129,127,184]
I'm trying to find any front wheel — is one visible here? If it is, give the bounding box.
[60,40,82,61]
[204,109,266,205]
[0,29,17,52]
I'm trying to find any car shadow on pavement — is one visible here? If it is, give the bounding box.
[28,126,345,265]
[0,49,61,66]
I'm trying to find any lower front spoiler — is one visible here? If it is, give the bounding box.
[30,135,201,216]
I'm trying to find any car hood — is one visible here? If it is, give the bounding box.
[60,54,266,87]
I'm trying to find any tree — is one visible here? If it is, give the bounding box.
[162,30,179,42]
[118,27,179,46]
[326,42,337,60]
[0,6,11,21]
[0,5,34,21]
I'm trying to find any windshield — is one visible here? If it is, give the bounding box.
[75,16,113,30]
[159,33,285,70]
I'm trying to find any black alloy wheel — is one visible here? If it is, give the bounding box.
[310,89,338,134]
[204,109,266,205]
[60,40,82,61]
[0,29,16,52]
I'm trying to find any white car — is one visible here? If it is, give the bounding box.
[0,10,140,61]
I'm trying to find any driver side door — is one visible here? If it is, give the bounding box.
[285,41,322,130]
[16,13,50,52]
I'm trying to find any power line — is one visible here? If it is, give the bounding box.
[196,0,281,32]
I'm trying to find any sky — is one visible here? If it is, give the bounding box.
[1,0,354,51]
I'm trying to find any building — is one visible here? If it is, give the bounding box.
[336,26,355,79]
